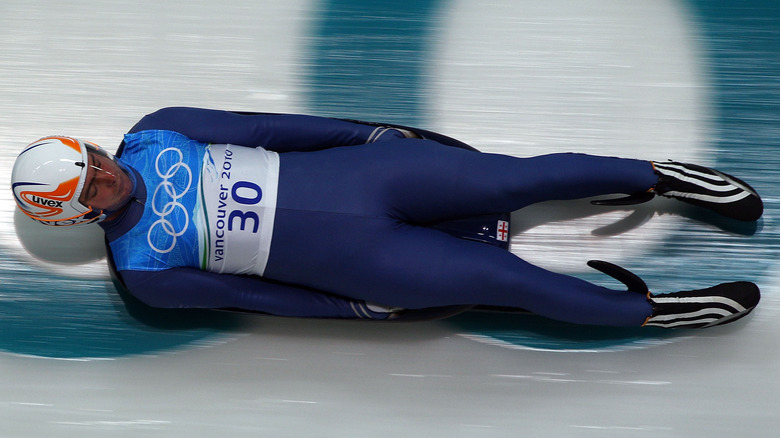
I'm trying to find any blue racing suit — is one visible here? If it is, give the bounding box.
[103,107,657,326]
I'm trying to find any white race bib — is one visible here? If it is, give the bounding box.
[198,144,279,275]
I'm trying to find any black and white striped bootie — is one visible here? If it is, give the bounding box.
[644,282,761,329]
[588,260,760,329]
[652,161,763,221]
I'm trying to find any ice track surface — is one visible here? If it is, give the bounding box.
[1,0,779,436]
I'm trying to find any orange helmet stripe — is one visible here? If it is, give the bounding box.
[38,136,82,153]
[19,176,81,218]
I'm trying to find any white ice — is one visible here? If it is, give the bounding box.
[0,1,777,437]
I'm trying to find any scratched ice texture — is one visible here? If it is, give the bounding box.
[0,0,778,437]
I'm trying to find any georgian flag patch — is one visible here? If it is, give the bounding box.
[497,220,509,242]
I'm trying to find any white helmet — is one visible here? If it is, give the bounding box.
[11,136,107,226]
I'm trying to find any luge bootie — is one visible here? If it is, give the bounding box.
[588,260,760,329]
[652,161,763,221]
[592,160,763,221]
[643,281,760,328]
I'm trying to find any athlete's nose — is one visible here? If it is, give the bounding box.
[93,168,117,186]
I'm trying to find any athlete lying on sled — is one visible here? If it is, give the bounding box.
[11,107,763,328]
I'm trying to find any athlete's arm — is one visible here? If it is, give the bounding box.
[127,107,411,152]
[118,267,392,319]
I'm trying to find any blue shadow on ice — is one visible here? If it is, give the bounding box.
[447,311,674,352]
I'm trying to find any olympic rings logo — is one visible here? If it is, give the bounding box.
[147,148,193,254]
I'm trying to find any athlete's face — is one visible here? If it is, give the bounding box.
[78,148,133,212]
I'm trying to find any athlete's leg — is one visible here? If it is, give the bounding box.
[276,139,657,223]
[265,209,652,326]
[384,141,658,222]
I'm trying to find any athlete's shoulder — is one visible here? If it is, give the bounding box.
[128,107,221,134]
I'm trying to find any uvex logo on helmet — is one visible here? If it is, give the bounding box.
[11,136,105,226]
[15,177,80,219]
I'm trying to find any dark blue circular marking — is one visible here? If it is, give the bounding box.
[0,260,240,358]
[304,0,445,126]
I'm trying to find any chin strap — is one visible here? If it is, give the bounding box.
[587,260,648,294]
